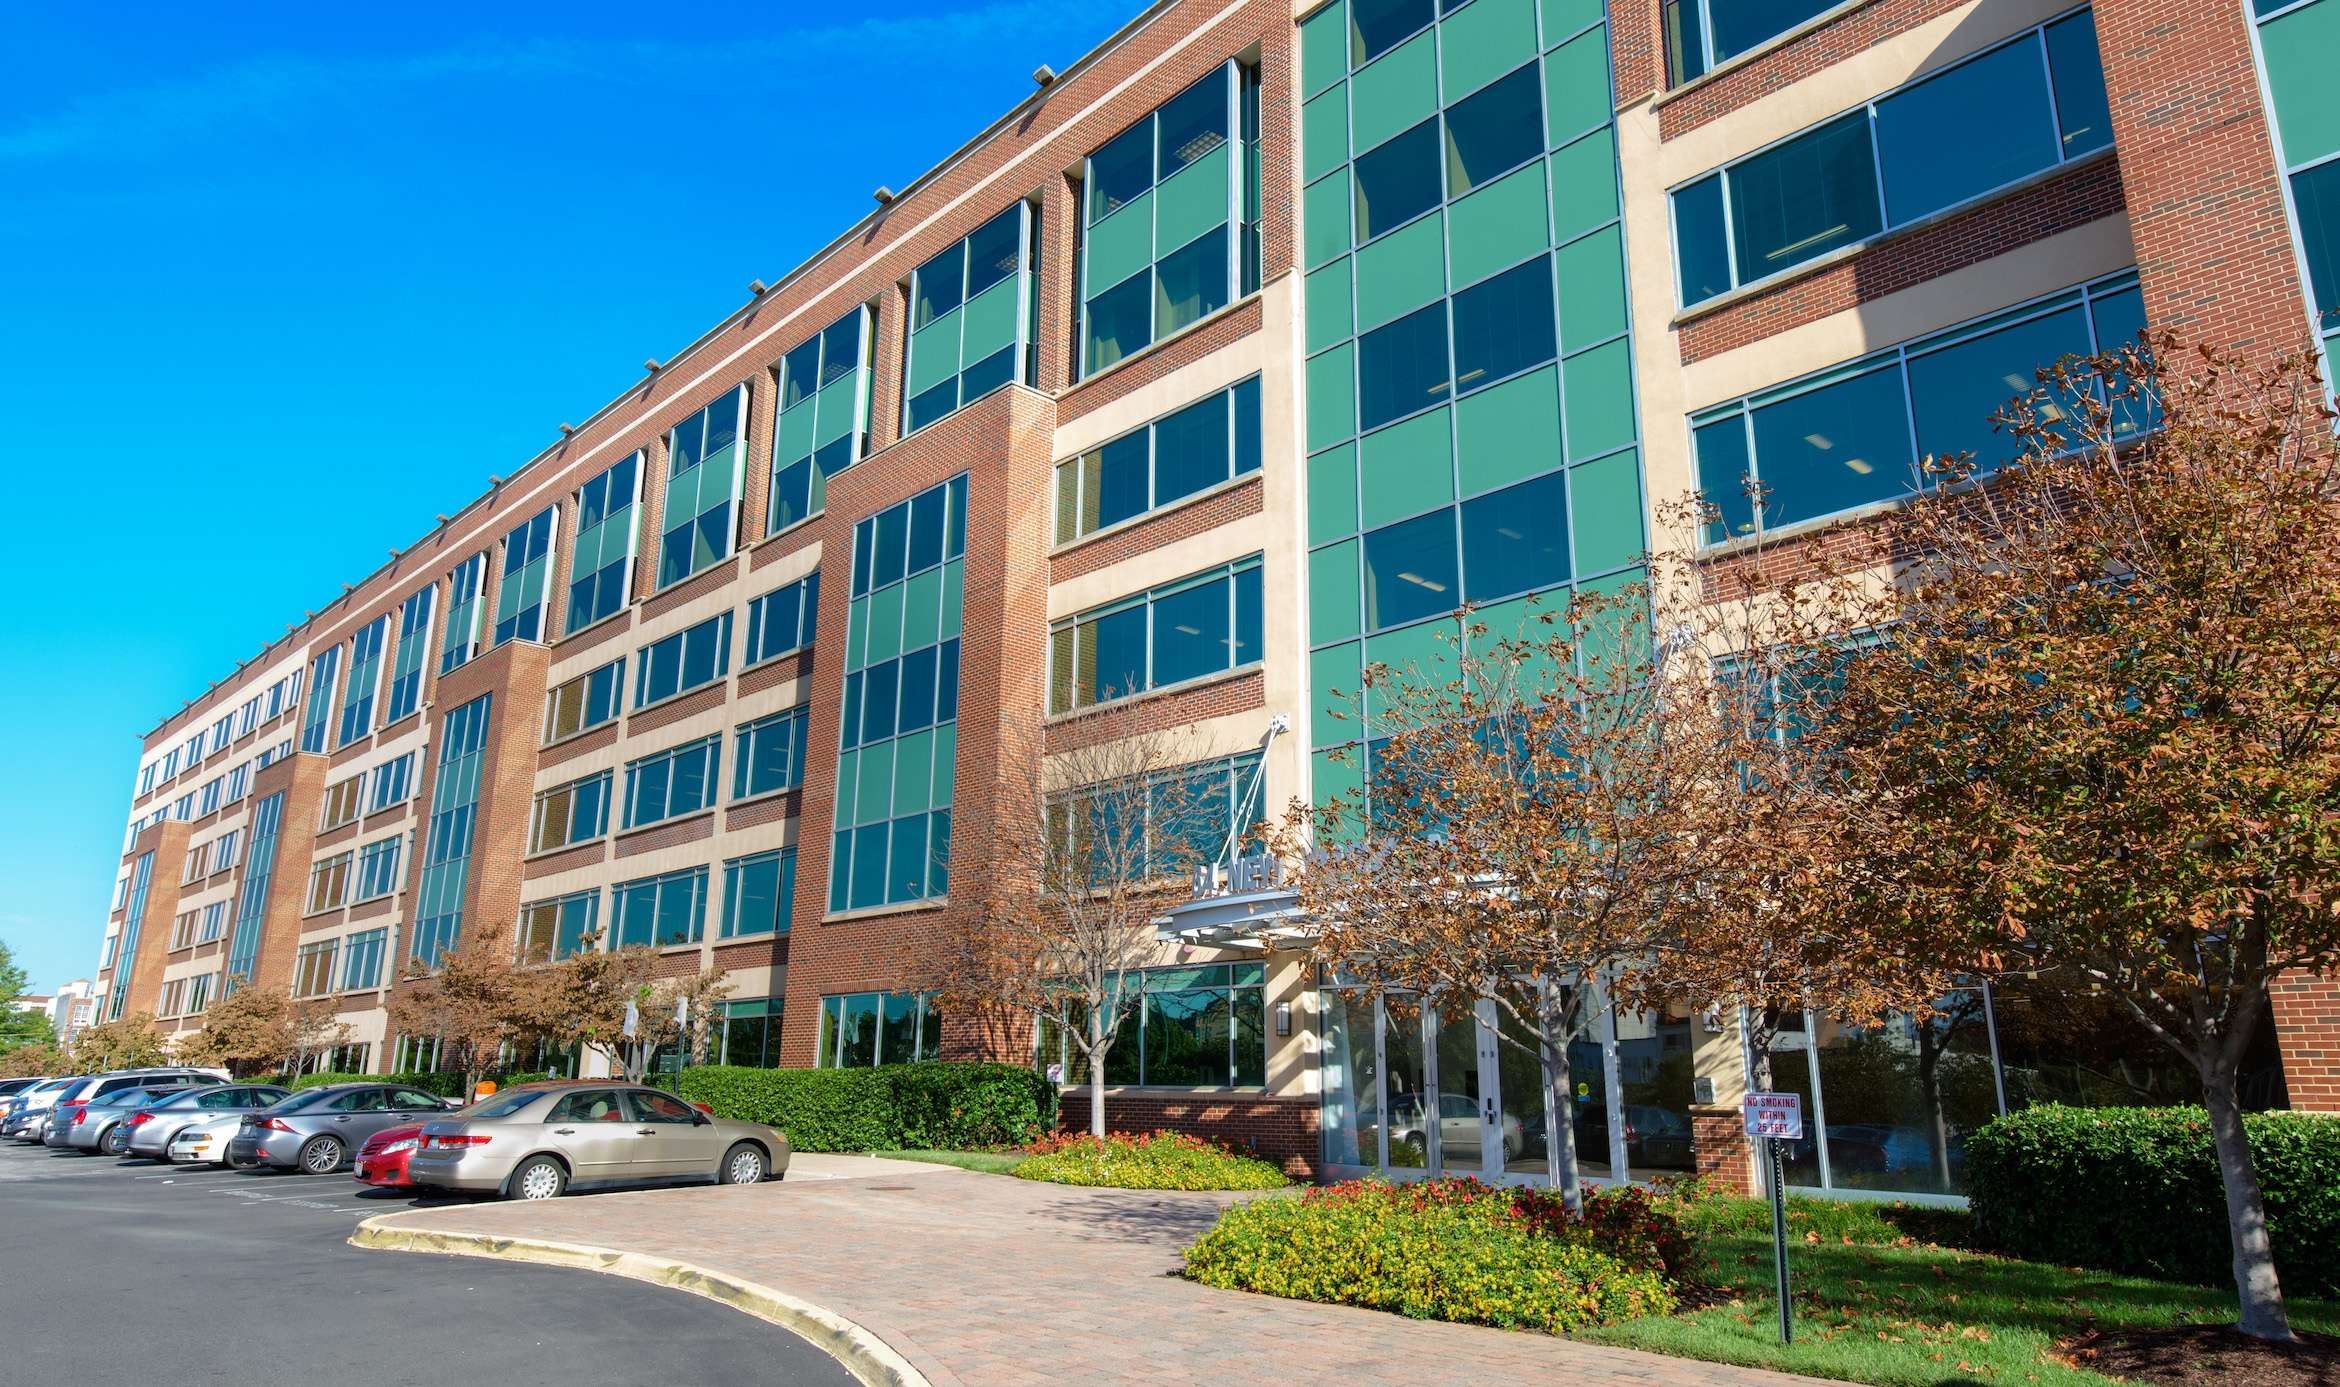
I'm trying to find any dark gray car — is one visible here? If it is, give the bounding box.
[227,1083,457,1173]
[124,1083,292,1159]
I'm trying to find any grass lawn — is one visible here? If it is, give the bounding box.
[868,1148,1028,1175]
[1577,1193,2340,1386]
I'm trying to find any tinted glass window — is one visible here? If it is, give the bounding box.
[1351,0,1432,65]
[1155,229,1229,338]
[2045,11,2112,158]
[463,1089,541,1120]
[2295,158,2340,330]
[266,1088,337,1114]
[326,1089,386,1112]
[1443,64,1543,196]
[1156,75,1229,180]
[1151,576,1233,689]
[1873,39,2055,225]
[1153,393,1231,505]
[913,243,964,330]
[963,207,1023,301]
[1708,0,1839,68]
[1084,269,1152,375]
[1672,174,1733,308]
[1749,363,1916,528]
[1452,258,1556,394]
[1693,415,1758,544]
[1363,511,1460,630]
[1906,303,2089,471]
[1091,432,1150,532]
[1353,119,1442,240]
[1729,113,1881,286]
[388,1089,446,1112]
[1088,122,1155,222]
[1357,301,1451,432]
[1461,473,1570,602]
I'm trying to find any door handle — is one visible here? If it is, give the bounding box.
[637,1128,657,1136]
[553,1127,576,1135]
[333,1116,351,1123]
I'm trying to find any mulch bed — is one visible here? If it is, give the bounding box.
[2064,1324,2340,1387]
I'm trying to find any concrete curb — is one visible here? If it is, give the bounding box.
[351,1214,930,1387]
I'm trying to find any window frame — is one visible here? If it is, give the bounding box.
[1047,556,1265,714]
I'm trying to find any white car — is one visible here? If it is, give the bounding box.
[166,1110,257,1166]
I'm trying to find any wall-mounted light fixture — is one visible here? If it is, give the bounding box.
[1274,1002,1291,1037]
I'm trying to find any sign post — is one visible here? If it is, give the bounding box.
[1744,1092,1803,1344]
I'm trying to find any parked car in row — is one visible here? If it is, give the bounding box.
[407,1082,789,1200]
[54,1083,204,1152]
[123,1084,292,1159]
[354,1124,427,1189]
[1,1076,82,1140]
[227,1081,460,1174]
[10,1068,223,1147]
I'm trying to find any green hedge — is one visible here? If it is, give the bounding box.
[675,1062,1056,1152]
[1185,1178,1677,1333]
[283,1071,468,1097]
[1966,1104,2340,1294]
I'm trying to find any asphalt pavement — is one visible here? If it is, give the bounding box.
[0,1138,855,1387]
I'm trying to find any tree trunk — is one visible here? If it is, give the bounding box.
[1918,1041,1952,1191]
[1538,979,1583,1213]
[1087,1006,1108,1139]
[2201,1065,2291,1341]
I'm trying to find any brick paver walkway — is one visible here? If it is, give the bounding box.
[360,1157,1833,1387]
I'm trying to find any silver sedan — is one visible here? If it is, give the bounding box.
[124,1084,292,1159]
[405,1083,788,1200]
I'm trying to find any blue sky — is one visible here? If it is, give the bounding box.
[0,2,1126,993]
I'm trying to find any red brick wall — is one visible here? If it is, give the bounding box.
[2093,0,2316,359]
[1059,1090,1322,1177]
[1690,1106,1758,1195]
[2271,974,2339,1113]
[1051,476,1264,582]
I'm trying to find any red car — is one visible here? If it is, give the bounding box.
[354,1123,426,1188]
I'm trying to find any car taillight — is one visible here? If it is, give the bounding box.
[128,1112,155,1128]
[69,1106,92,1125]
[427,1133,490,1149]
[256,1118,293,1133]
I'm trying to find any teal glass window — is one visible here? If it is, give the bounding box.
[410,693,491,966]
[1363,510,1459,630]
[1055,377,1262,542]
[1673,11,2112,306]
[721,848,795,939]
[1690,272,2143,542]
[568,453,640,634]
[733,705,810,799]
[1460,471,1570,603]
[493,507,556,646]
[771,306,870,532]
[341,928,387,992]
[223,793,281,987]
[815,991,939,1067]
[1080,62,1260,376]
[2294,157,2340,333]
[1664,0,1845,84]
[622,736,719,829]
[743,573,819,665]
[831,476,966,912]
[907,207,1034,433]
[298,645,341,755]
[720,997,785,1067]
[439,553,486,675]
[1452,257,1556,394]
[353,836,403,903]
[384,585,435,726]
[106,851,154,1020]
[1351,0,1433,65]
[1035,963,1265,1087]
[614,867,706,948]
[635,612,732,707]
[657,386,748,590]
[1048,557,1264,713]
[336,615,388,749]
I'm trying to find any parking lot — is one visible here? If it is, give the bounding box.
[0,1140,854,1386]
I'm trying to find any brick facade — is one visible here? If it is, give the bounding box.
[1059,1090,1322,1178]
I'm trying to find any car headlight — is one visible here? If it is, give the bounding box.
[378,1138,418,1156]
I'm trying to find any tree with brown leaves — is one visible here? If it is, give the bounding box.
[69,1013,169,1071]
[385,923,536,1096]
[182,985,350,1077]
[1806,339,2340,1341]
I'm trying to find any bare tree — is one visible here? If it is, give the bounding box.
[938,704,1228,1138]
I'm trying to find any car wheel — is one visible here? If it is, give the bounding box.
[297,1136,345,1175]
[104,1125,130,1156]
[718,1142,765,1186]
[510,1155,568,1201]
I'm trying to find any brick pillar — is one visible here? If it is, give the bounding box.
[2094,0,2317,358]
[2271,973,2340,1113]
[1689,1105,1757,1195]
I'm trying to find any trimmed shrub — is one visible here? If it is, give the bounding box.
[1184,1177,1678,1333]
[286,1071,466,1097]
[674,1062,1055,1152]
[1966,1104,2340,1294]
[1013,1130,1295,1190]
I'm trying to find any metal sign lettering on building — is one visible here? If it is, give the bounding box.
[1743,1092,1803,1140]
[1191,853,1283,898]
